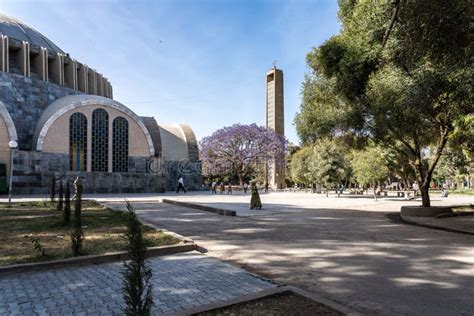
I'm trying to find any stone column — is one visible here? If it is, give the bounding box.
[104,79,110,98]
[34,47,48,81]
[19,41,31,77]
[88,69,97,95]
[0,35,8,72]
[51,53,65,86]
[109,84,113,99]
[78,63,88,93]
[65,58,78,90]
[96,73,104,96]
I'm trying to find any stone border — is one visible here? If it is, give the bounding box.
[162,199,236,216]
[0,243,197,277]
[400,215,474,236]
[400,205,452,217]
[171,285,361,316]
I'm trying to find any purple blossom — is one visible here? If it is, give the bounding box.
[199,123,287,184]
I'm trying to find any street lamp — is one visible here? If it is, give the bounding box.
[8,140,18,204]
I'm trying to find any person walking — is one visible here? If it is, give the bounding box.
[243,182,248,194]
[264,182,269,193]
[176,176,187,194]
[227,183,232,195]
[220,182,225,194]
[211,180,217,194]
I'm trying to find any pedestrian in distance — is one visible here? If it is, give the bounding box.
[264,182,269,193]
[211,180,217,194]
[220,182,225,194]
[227,183,232,195]
[176,176,187,194]
[250,182,262,210]
[243,182,248,194]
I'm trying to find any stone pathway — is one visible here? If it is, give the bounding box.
[115,200,474,316]
[0,251,276,315]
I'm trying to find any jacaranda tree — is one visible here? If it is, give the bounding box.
[200,123,287,185]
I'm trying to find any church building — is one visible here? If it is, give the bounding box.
[0,13,201,194]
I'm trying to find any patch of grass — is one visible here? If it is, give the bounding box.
[0,201,179,266]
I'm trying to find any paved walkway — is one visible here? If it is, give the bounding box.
[103,194,474,316]
[0,251,276,315]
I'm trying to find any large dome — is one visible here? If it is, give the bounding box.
[0,12,64,54]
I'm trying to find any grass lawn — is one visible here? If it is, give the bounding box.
[0,200,179,266]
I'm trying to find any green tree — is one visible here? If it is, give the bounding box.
[122,201,153,316]
[63,179,71,224]
[57,180,63,212]
[290,146,312,186]
[351,145,390,200]
[70,177,83,256]
[308,139,349,196]
[295,0,472,206]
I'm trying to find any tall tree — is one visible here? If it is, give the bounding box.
[295,0,472,206]
[290,140,350,195]
[200,124,287,185]
[308,139,349,196]
[351,145,390,199]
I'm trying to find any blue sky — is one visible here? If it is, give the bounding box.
[0,0,340,144]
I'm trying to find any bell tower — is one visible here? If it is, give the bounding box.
[265,66,285,189]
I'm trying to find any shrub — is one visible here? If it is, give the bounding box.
[57,180,64,212]
[70,177,83,256]
[30,236,46,257]
[50,175,56,202]
[122,201,153,316]
[64,179,71,224]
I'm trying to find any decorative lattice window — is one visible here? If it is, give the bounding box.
[69,113,87,171]
[92,108,109,172]
[113,117,129,172]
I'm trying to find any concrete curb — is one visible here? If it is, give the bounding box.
[170,285,361,316]
[162,199,236,216]
[400,205,452,217]
[0,243,197,277]
[400,214,474,235]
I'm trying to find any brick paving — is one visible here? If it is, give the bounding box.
[0,251,276,315]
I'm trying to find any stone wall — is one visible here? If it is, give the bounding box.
[0,71,82,150]
[10,150,165,194]
[160,159,203,191]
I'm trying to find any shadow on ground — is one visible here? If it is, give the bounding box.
[105,200,474,316]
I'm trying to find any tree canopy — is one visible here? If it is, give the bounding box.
[200,124,287,185]
[294,0,473,206]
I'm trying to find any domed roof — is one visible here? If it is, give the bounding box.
[0,12,64,54]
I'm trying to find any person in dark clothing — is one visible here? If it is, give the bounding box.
[176,176,187,194]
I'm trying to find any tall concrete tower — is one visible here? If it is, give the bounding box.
[265,66,285,189]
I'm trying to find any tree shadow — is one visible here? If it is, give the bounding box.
[128,201,474,316]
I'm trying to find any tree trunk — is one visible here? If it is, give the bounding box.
[238,174,244,186]
[420,184,430,207]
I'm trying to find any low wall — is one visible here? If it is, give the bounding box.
[10,150,165,194]
[400,206,453,217]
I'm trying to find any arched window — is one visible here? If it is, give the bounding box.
[113,117,129,172]
[69,113,87,171]
[92,108,109,172]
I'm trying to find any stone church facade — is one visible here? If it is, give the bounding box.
[0,13,201,194]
